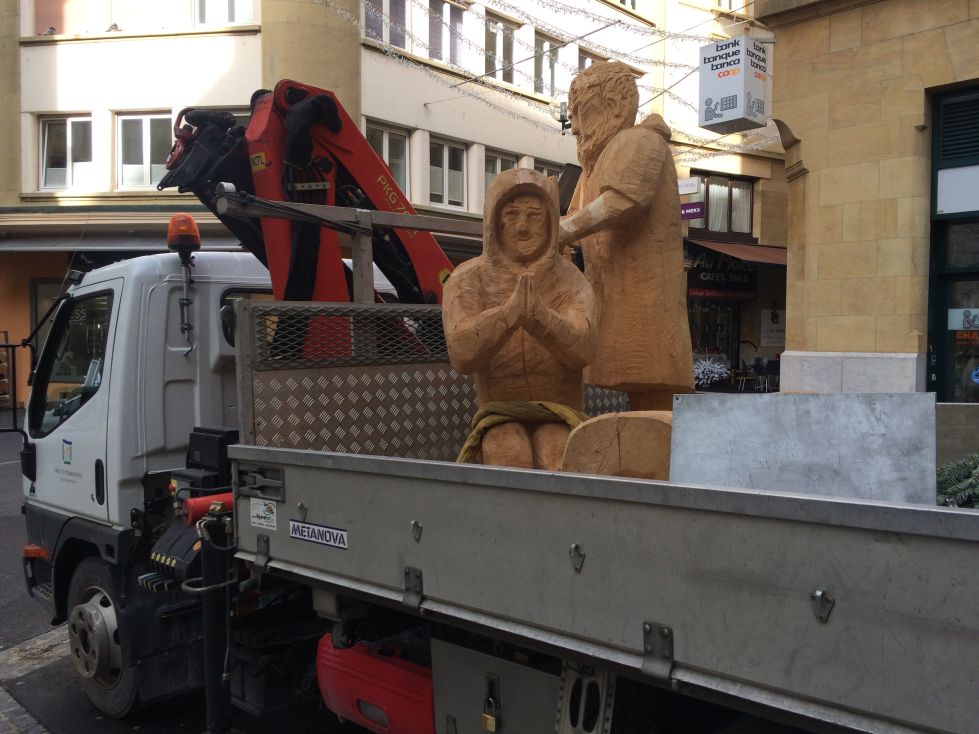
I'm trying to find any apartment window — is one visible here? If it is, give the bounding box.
[688,174,754,238]
[534,161,562,178]
[40,117,94,190]
[428,0,464,64]
[365,0,406,48]
[118,115,172,188]
[617,0,637,9]
[366,124,409,195]
[485,151,516,190]
[485,15,515,84]
[535,34,560,97]
[578,50,604,70]
[196,0,252,25]
[430,139,465,207]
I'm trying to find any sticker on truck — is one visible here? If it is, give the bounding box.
[288,520,348,550]
[249,498,277,530]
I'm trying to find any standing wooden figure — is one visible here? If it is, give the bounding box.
[443,168,597,470]
[560,61,694,411]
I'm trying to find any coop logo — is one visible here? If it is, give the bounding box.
[62,439,72,465]
[754,71,767,81]
[717,67,741,78]
[289,519,348,550]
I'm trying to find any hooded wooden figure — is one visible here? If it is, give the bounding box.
[443,168,598,470]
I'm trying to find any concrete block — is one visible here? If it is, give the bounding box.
[670,392,936,504]
[841,351,923,392]
[780,350,843,393]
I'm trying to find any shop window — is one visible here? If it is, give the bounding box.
[535,34,560,97]
[688,173,755,241]
[485,151,516,191]
[196,0,253,25]
[118,114,172,189]
[430,139,465,207]
[428,0,463,64]
[485,14,516,84]
[365,0,406,48]
[367,124,409,195]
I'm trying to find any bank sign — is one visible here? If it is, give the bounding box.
[699,35,769,134]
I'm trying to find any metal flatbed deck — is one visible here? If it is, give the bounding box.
[232,446,979,734]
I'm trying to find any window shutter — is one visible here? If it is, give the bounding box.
[448,168,464,206]
[429,164,443,202]
[938,93,979,167]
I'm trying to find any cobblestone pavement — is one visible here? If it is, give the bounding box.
[0,626,64,734]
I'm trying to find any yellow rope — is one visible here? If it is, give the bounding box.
[456,400,590,464]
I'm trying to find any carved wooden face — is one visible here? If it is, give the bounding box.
[498,194,550,263]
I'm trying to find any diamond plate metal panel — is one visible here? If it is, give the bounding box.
[240,303,629,461]
[251,363,476,461]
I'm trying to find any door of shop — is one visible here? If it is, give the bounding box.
[929,221,979,402]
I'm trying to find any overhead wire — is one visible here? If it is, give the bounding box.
[338,0,782,159]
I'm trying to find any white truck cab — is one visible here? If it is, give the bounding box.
[20,250,268,715]
[26,251,268,526]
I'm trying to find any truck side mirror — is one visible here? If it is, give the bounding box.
[21,443,36,482]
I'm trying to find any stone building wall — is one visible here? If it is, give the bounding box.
[757,0,979,392]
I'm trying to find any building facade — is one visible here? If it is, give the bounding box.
[757,0,979,401]
[1,0,787,403]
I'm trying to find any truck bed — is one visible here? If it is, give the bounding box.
[232,445,979,734]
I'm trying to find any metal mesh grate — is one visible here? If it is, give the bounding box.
[239,303,629,460]
[251,303,448,370]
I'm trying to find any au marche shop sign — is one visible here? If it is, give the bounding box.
[687,248,757,300]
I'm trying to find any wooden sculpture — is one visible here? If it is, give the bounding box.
[559,60,694,411]
[443,168,597,470]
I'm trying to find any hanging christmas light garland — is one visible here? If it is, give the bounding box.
[326,0,784,160]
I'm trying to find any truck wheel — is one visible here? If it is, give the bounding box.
[67,557,139,718]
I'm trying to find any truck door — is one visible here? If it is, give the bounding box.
[26,284,120,523]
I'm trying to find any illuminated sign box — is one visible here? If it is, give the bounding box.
[699,35,769,134]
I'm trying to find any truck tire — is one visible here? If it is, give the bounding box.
[66,557,139,718]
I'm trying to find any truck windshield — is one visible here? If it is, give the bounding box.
[28,292,113,438]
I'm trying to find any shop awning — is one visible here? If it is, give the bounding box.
[687,239,787,266]
[0,236,243,252]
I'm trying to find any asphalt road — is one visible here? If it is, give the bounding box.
[0,416,353,734]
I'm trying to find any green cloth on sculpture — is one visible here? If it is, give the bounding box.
[456,400,590,464]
